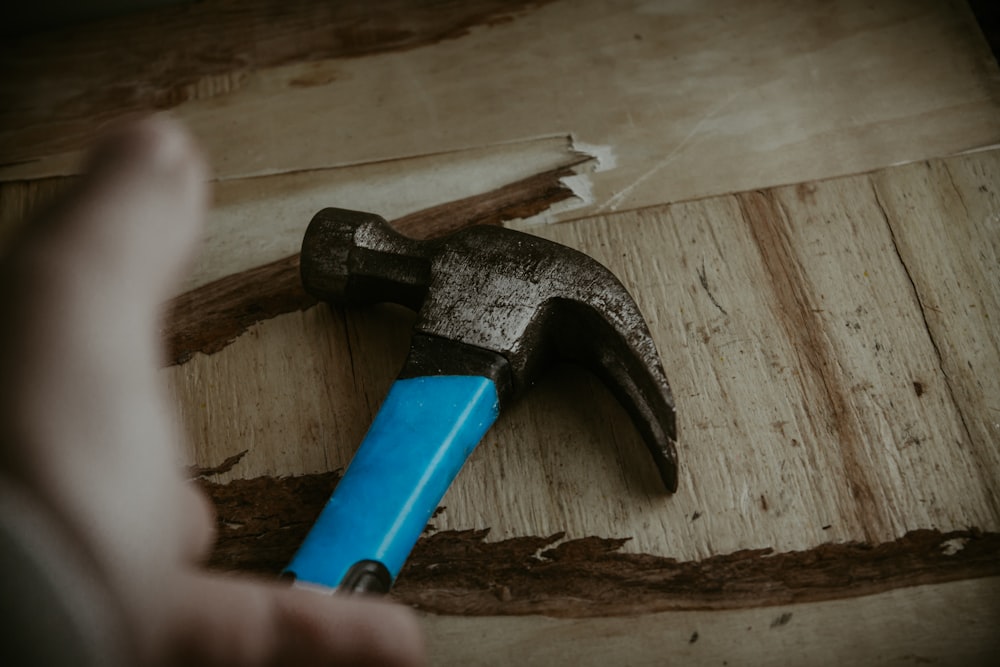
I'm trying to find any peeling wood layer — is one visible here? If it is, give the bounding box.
[187,449,249,479]
[164,162,579,365]
[200,472,1000,617]
[397,528,1000,616]
[166,253,314,365]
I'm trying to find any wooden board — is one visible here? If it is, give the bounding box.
[170,150,1000,550]
[2,1,999,663]
[164,150,1000,663]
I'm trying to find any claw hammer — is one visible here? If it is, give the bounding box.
[285,209,677,593]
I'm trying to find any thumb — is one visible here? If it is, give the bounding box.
[0,115,213,634]
[166,572,426,667]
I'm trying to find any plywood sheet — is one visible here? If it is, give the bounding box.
[166,150,1000,571]
[3,0,998,222]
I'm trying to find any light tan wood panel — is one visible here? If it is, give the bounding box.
[871,155,1000,508]
[166,150,1000,565]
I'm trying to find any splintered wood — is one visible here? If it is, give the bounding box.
[167,150,1000,571]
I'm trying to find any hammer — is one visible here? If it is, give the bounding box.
[284,208,677,593]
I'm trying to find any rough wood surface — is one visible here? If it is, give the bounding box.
[166,151,1000,663]
[167,151,1000,562]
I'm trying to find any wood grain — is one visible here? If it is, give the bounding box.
[872,158,1000,514]
[166,150,1000,573]
[0,176,76,249]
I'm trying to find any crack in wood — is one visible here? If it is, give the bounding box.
[871,176,978,455]
[199,472,1000,618]
[696,258,728,316]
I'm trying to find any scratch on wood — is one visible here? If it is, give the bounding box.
[599,89,742,212]
[697,259,729,316]
[200,472,1000,618]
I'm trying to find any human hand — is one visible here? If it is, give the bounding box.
[0,117,425,666]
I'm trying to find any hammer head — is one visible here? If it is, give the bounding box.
[301,208,678,491]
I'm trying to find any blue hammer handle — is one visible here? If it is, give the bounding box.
[284,375,499,591]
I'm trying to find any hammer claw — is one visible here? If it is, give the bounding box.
[546,298,678,491]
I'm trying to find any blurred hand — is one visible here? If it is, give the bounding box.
[0,116,424,666]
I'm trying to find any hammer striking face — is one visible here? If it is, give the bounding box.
[286,208,677,593]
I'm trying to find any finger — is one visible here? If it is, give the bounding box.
[180,482,218,563]
[164,572,426,667]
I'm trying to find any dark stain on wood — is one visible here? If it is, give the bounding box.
[769,612,793,628]
[166,254,315,365]
[202,471,341,575]
[1,0,555,165]
[199,472,1000,617]
[163,160,582,365]
[737,190,886,541]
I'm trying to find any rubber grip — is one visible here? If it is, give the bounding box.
[285,375,499,589]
